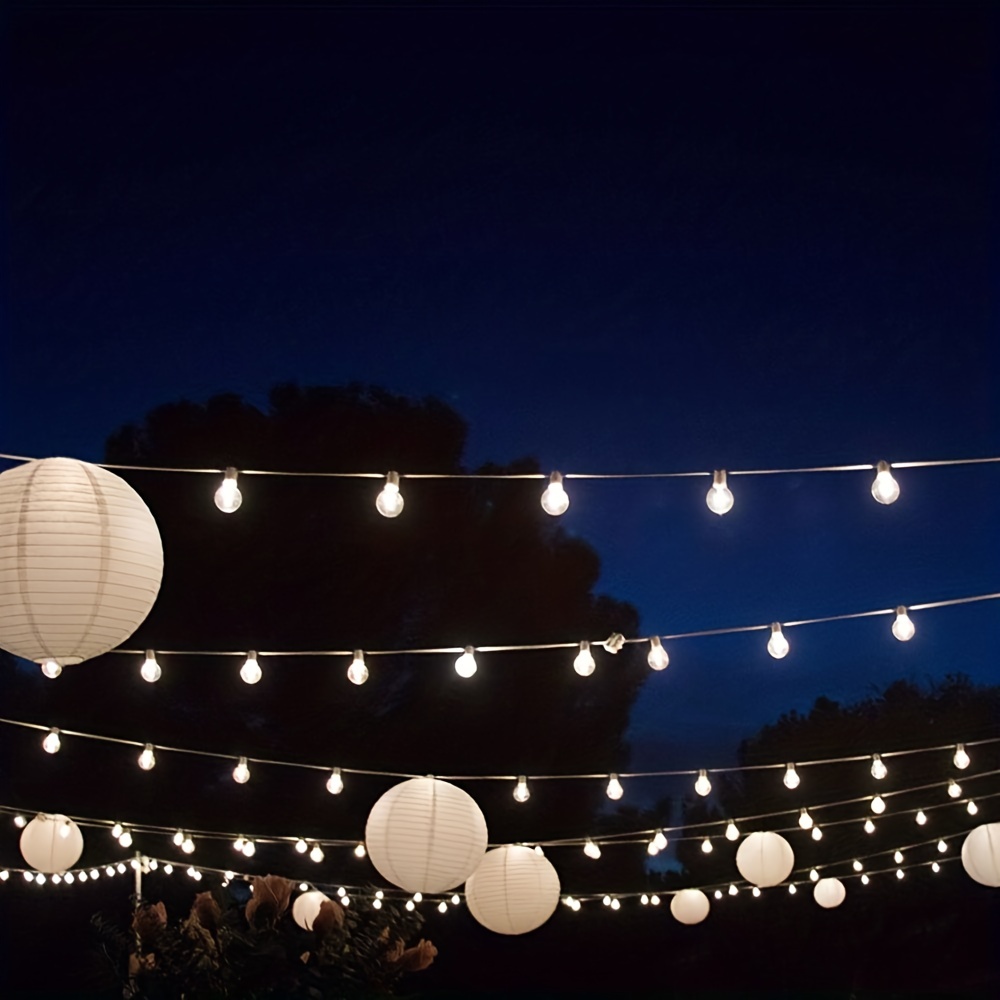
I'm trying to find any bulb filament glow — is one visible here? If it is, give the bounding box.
[513,776,530,802]
[767,623,789,659]
[347,650,369,686]
[140,650,161,683]
[646,636,669,671]
[871,461,900,505]
[953,744,970,769]
[454,646,478,678]
[240,651,262,685]
[783,763,800,789]
[706,469,734,515]
[42,728,61,754]
[871,754,888,780]
[214,467,242,513]
[694,769,712,796]
[40,658,62,679]
[326,767,344,794]
[540,471,569,516]
[892,606,915,641]
[606,774,624,800]
[138,744,156,770]
[233,756,251,783]
[573,641,596,677]
[375,471,404,518]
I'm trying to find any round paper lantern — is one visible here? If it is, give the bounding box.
[813,877,846,909]
[735,831,795,887]
[464,845,561,935]
[20,813,84,873]
[292,890,330,930]
[0,458,163,667]
[961,822,1000,887]
[670,888,710,925]
[365,777,488,893]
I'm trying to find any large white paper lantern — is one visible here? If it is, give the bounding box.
[735,831,795,887]
[670,888,710,925]
[20,813,84,873]
[292,890,330,930]
[365,777,488,894]
[464,845,561,935]
[813,877,846,909]
[961,822,1000,887]
[0,458,163,667]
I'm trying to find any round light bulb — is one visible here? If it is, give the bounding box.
[953,744,970,770]
[14,815,26,829]
[583,839,601,860]
[454,646,477,678]
[309,844,324,863]
[573,641,596,677]
[36,874,46,885]
[931,861,940,873]
[163,864,173,874]
[811,827,823,841]
[853,860,863,872]
[728,884,738,896]
[701,837,713,854]
[646,636,669,671]
[861,874,870,885]
[405,900,415,912]
[182,837,195,854]
[894,850,904,864]
[640,893,649,905]
[233,836,245,851]
[347,650,369,686]
[783,764,800,789]
[871,461,900,505]
[967,800,978,815]
[767,623,789,659]
[714,890,723,900]
[117,862,126,874]
[23,871,33,882]
[647,838,660,856]
[242,840,256,857]
[788,884,797,895]
[173,830,184,846]
[896,869,904,880]
[65,873,74,883]
[540,471,569,516]
[650,895,660,906]
[706,469,734,515]
[233,756,251,784]
[798,808,814,830]
[871,754,888,780]
[606,774,624,800]
[809,868,819,882]
[694,769,712,796]
[725,821,740,842]
[610,898,621,910]
[938,840,948,853]
[891,606,915,642]
[40,659,62,679]
[42,728,61,754]
[375,472,404,518]
[947,779,962,799]
[752,887,761,898]
[915,810,927,826]
[513,776,530,803]
[354,842,366,858]
[864,819,876,834]
[118,829,133,848]
[214,468,242,513]
[140,650,161,683]
[653,830,668,851]
[450,893,460,905]
[240,652,262,685]
[437,901,448,914]
[326,768,344,795]
[871,795,886,814]
[372,898,382,910]
[111,823,124,840]
[295,838,308,853]
[138,744,156,771]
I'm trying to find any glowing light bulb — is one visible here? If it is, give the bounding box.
[725,821,740,842]
[728,884,738,896]
[309,844,324,863]
[891,606,915,642]
[540,471,569,516]
[140,650,161,683]
[752,887,761,898]
[871,754,888,780]
[375,891,384,900]
[233,836,246,852]
[513,776,530,803]
[242,840,256,857]
[947,780,962,799]
[809,869,819,882]
[64,872,74,883]
[783,764,800,789]
[454,646,477,678]
[354,842,366,858]
[606,774,624,800]
[852,860,863,872]
[327,768,344,795]
[798,808,814,830]
[375,471,404,518]
[573,640,596,677]
[182,837,195,854]
[864,819,876,834]
[233,757,251,783]
[163,864,173,874]
[640,893,649,905]
[871,461,900,505]
[41,658,62,679]
[811,827,823,842]
[931,862,940,873]
[89,869,99,879]
[706,469,734,515]
[650,894,660,906]
[437,901,448,914]
[119,829,133,848]
[173,830,184,846]
[347,650,369,686]
[915,810,927,826]
[23,871,33,882]
[937,840,948,853]
[240,652,262,685]
[767,623,789,659]
[967,800,978,815]
[953,744,970,770]
[896,869,904,880]
[451,894,460,905]
[112,823,124,840]
[610,898,621,910]
[77,872,87,881]
[714,890,723,900]
[653,830,668,851]
[646,838,660,856]
[861,874,870,885]
[295,838,308,853]
[117,863,126,874]
[646,636,669,671]
[405,900,415,912]
[138,744,156,771]
[36,874,46,885]
[871,795,886,814]
[788,884,797,895]
[894,850,904,864]
[42,728,61,754]
[14,815,26,829]
[694,769,712,796]
[148,860,158,870]
[372,898,382,910]
[214,467,242,513]
[701,837,713,854]
[583,838,601,860]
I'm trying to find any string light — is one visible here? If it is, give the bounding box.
[870,754,888,780]
[953,744,971,769]
[701,837,713,854]
[118,829,133,848]
[354,843,366,858]
[706,470,734,515]
[140,650,161,683]
[728,884,738,896]
[783,764,800,790]
[651,895,660,906]
[967,800,978,815]
[454,646,478,679]
[40,659,62,679]
[861,874,870,885]
[871,796,886,814]
[405,900,415,912]
[117,863,126,873]
[163,864,173,874]
[540,472,569,516]
[610,898,621,910]
[894,850,904,864]
[138,744,156,771]
[766,623,789,659]
[646,635,669,671]
[233,836,246,852]
[892,606,915,642]
[573,641,596,677]
[787,884,797,895]
[896,869,904,880]
[437,901,448,914]
[809,869,819,882]
[752,887,761,898]
[239,651,262,685]
[233,757,251,783]
[931,862,941,873]
[694,770,712,796]
[864,819,876,834]
[242,840,256,857]
[798,808,814,830]
[915,811,927,826]
[513,776,530,803]
[214,467,242,513]
[42,728,61,754]
[852,860,863,872]
[725,821,740,842]
[606,775,624,800]
[375,472,404,518]
[111,823,124,840]
[811,827,823,841]
[13,815,26,829]
[326,768,344,795]
[347,650,369,686]
[451,894,460,905]
[182,836,195,854]
[372,898,382,910]
[583,839,601,860]
[309,844,324,863]
[871,461,900,505]
[295,839,308,853]
[948,780,962,799]
[173,830,184,846]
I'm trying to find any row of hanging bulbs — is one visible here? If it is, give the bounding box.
[212,462,904,517]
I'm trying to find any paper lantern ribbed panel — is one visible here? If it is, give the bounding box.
[961,823,1000,887]
[670,888,711,925]
[20,814,84,873]
[735,831,795,887]
[0,458,163,665]
[365,777,488,894]
[292,890,330,930]
[813,877,846,908]
[464,845,561,935]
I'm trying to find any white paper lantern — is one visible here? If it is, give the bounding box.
[961,822,1000,887]
[365,777,488,893]
[735,831,795,887]
[291,890,330,930]
[0,458,163,666]
[670,888,710,925]
[813,877,846,909]
[20,813,84,873]
[464,845,561,935]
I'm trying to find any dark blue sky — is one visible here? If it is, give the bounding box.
[4,4,998,770]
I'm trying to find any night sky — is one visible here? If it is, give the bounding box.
[3,0,998,991]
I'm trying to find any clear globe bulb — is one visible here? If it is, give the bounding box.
[647,636,669,671]
[347,650,369,685]
[809,869,819,882]
[915,810,927,825]
[606,774,624,800]
[375,472,404,518]
[767,623,789,659]
[138,744,156,771]
[42,728,61,754]
[937,839,947,853]
[788,884,797,895]
[118,830,133,848]
[783,764,800,789]
[705,470,734,515]
[861,874,870,885]
[573,641,596,677]
[40,659,62,679]
[173,830,184,846]
[242,840,256,857]
[182,837,195,854]
[540,472,570,516]
[701,837,713,854]
[871,461,900,505]
[295,838,308,853]
[870,795,886,814]
[647,839,660,856]
[13,815,26,829]
[725,821,740,842]
[871,754,888,780]
[752,887,761,898]
[111,823,124,839]
[728,884,738,895]
[864,819,875,834]
[853,860,863,872]
[140,650,161,683]
[947,779,962,798]
[653,830,668,851]
[214,468,242,513]
[798,808,813,830]
[892,606,915,641]
[953,744,970,769]
[354,842,366,858]
[437,901,448,914]
[694,769,712,796]
[233,756,251,783]
[931,861,940,873]
[240,652,262,685]
[454,646,478,678]
[894,850,904,864]
[811,826,823,841]
[326,767,344,794]
[513,776,530,803]
[310,844,324,863]
[583,838,601,859]
[967,800,978,815]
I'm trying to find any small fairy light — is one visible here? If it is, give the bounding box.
[931,862,941,873]
[130,858,141,871]
[214,467,242,513]
[706,469,734,515]
[239,651,262,685]
[714,890,723,900]
[454,646,478,678]
[610,898,621,911]
[337,887,348,898]
[22,871,33,883]
[751,887,761,898]
[798,809,814,830]
[573,641,596,677]
[809,869,819,882]
[42,728,61,754]
[138,744,156,771]
[701,837,713,854]
[173,830,185,846]
[140,650,161,683]
[437,901,448,914]
[354,842,366,858]
[953,744,971,770]
[111,823,124,840]
[811,827,823,842]
[646,636,669,671]
[725,821,740,842]
[13,815,26,829]
[534,845,544,856]
[894,851,904,864]
[163,864,173,875]
[347,650,369,686]
[117,863,126,874]
[870,754,888,780]
[652,830,668,851]
[783,764,800,790]
[788,884,797,895]
[937,840,948,853]
[948,779,962,799]
[372,898,382,910]
[766,623,790,659]
[891,606,915,642]
[871,795,886,814]
[233,835,246,852]
[640,894,649,905]
[375,471,404,518]
[242,840,256,857]
[915,810,927,826]
[647,837,661,857]
[512,776,531,803]
[89,869,99,879]
[375,891,384,900]
[233,757,251,784]
[451,894,460,906]
[540,471,570,516]
[295,839,308,854]
[65,872,75,883]
[52,874,62,885]
[606,774,624,801]
[728,884,738,896]
[871,460,900,505]
[405,900,415,912]
[326,768,344,795]
[309,844,325,863]
[602,895,612,907]
[36,874,47,885]
[650,895,660,906]
[694,769,712,796]
[583,839,601,860]
[105,866,115,877]
[118,829,133,848]
[853,860,864,872]
[967,800,979,816]
[896,869,904,880]
[182,836,195,854]
[148,859,158,870]
[864,819,876,834]
[861,874,870,885]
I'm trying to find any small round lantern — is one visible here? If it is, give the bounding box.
[292,890,330,930]
[813,877,846,908]
[961,822,1000,887]
[464,845,560,935]
[670,888,710,925]
[365,777,488,893]
[20,813,84,873]
[735,831,795,887]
